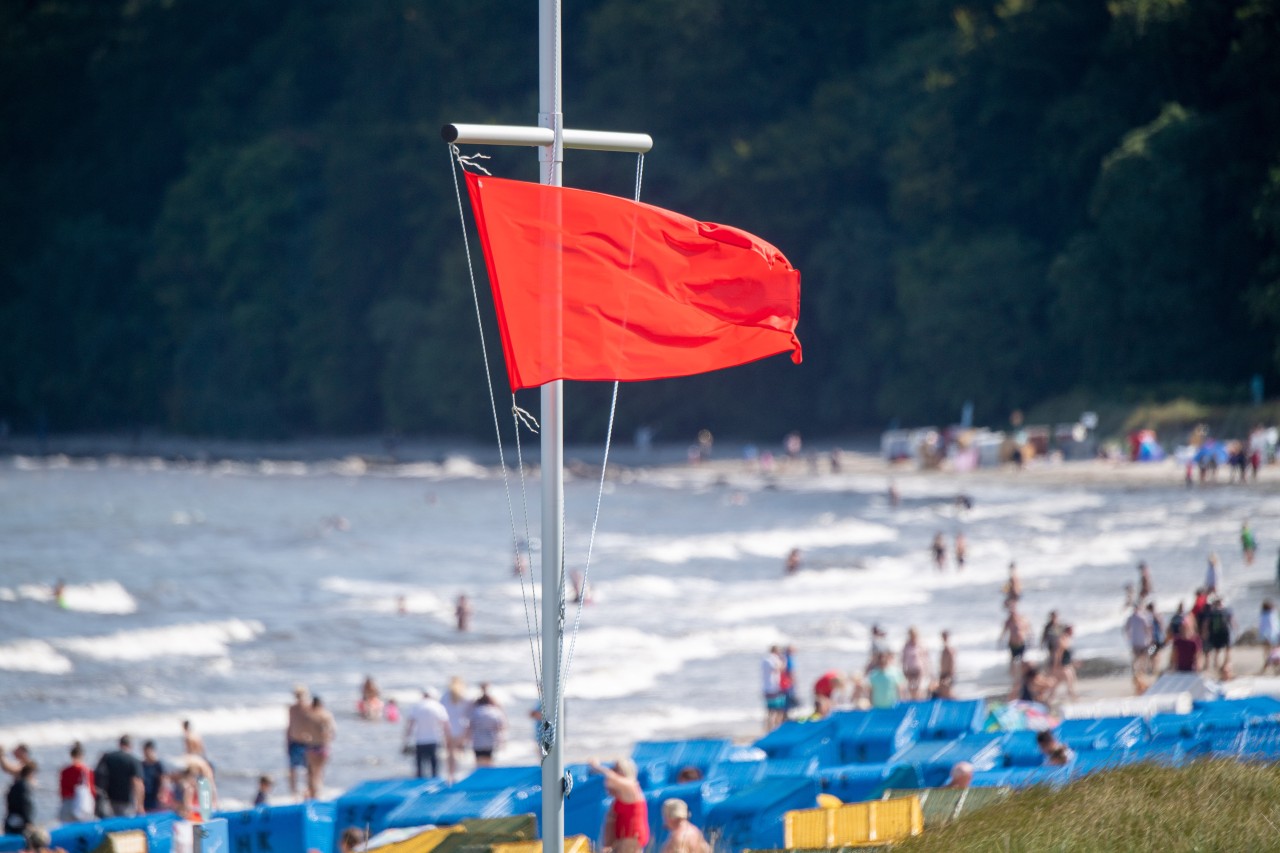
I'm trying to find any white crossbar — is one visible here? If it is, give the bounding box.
[442,123,653,153]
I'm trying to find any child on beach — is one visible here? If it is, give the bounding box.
[254,775,272,807]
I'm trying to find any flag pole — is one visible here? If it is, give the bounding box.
[443,4,650,851]
[538,0,566,851]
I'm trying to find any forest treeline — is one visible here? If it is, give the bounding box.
[3,0,1280,441]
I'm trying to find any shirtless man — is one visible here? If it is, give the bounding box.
[660,798,710,853]
[181,720,207,763]
[285,685,312,796]
[998,604,1031,678]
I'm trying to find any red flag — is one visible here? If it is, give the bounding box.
[464,172,801,391]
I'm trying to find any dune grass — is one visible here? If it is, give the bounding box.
[891,760,1280,852]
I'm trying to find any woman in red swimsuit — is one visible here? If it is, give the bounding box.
[590,757,650,853]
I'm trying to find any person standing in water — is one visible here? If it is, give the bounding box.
[455,595,472,632]
[998,604,1031,679]
[1242,522,1258,566]
[931,533,947,571]
[1138,561,1154,600]
[953,533,967,571]
[1003,563,1022,607]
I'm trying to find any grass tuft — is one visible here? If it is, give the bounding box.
[891,760,1280,852]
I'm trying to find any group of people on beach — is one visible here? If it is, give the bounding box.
[761,624,961,730]
[1122,551,1254,689]
[398,677,509,782]
[2,722,218,846]
[767,508,1274,726]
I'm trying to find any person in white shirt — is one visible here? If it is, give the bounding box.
[404,688,449,779]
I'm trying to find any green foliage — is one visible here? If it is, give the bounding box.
[894,760,1280,852]
[4,0,1280,439]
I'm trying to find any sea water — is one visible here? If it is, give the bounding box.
[1,448,1277,822]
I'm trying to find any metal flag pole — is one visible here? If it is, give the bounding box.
[444,3,651,851]
[537,0,566,849]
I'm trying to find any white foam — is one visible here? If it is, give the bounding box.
[0,703,287,748]
[55,619,264,661]
[6,580,137,614]
[320,576,448,615]
[597,517,895,564]
[0,639,74,674]
[564,624,786,700]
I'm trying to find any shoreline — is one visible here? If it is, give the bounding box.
[6,430,1280,491]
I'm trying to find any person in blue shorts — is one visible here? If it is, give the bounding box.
[285,685,310,796]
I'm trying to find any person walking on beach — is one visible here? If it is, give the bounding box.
[468,692,508,768]
[660,798,710,853]
[57,743,94,824]
[1203,596,1235,674]
[404,688,449,779]
[1049,625,1079,702]
[4,762,35,836]
[1146,602,1167,672]
[1259,600,1280,674]
[590,758,649,853]
[285,685,311,797]
[1041,611,1063,663]
[998,604,1031,678]
[1171,619,1203,673]
[900,628,930,700]
[1124,605,1154,691]
[140,742,168,814]
[934,630,956,699]
[305,695,336,799]
[95,736,143,817]
[781,645,799,717]
[761,646,786,731]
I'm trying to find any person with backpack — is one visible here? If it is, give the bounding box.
[1203,597,1236,676]
[57,743,95,823]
